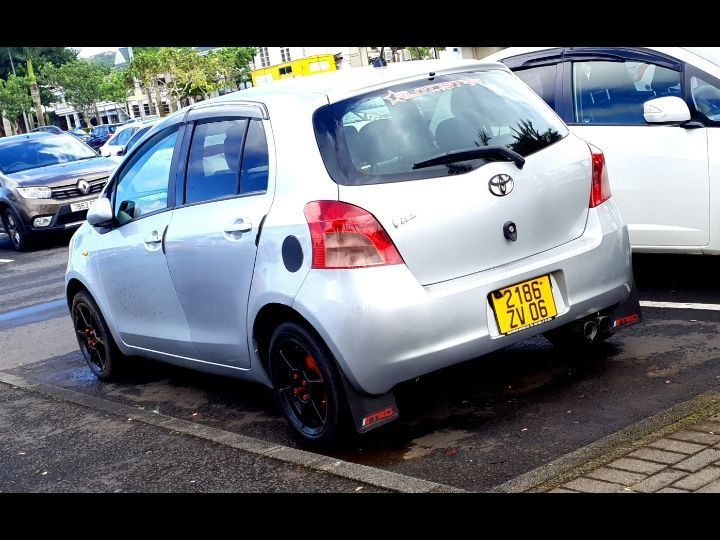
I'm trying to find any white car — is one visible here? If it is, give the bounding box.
[99,121,151,159]
[483,47,720,255]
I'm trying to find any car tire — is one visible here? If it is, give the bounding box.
[2,207,32,252]
[268,321,350,447]
[71,291,126,381]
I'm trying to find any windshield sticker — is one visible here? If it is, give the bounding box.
[382,79,483,106]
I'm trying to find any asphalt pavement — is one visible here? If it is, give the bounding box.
[2,229,720,492]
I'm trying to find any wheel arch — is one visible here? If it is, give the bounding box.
[66,277,91,310]
[252,303,324,377]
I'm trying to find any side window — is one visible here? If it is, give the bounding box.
[114,128,135,146]
[184,119,248,205]
[239,120,269,194]
[514,64,558,110]
[114,128,178,225]
[572,60,681,125]
[690,75,720,122]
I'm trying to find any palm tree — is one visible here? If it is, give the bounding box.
[10,47,45,127]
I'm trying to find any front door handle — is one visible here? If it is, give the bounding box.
[144,230,165,252]
[145,232,163,244]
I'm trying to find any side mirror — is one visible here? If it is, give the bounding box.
[87,197,113,227]
[644,96,691,124]
[117,147,125,156]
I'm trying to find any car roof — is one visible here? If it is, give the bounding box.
[206,59,510,107]
[483,47,720,80]
[0,131,71,147]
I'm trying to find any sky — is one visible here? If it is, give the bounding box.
[74,47,120,59]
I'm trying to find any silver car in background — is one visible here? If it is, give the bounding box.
[65,60,641,445]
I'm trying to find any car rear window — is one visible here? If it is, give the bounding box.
[313,68,569,186]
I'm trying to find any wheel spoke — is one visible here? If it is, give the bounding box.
[308,398,325,424]
[77,306,90,328]
[278,348,298,372]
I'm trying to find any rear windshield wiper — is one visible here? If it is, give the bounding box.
[413,146,525,170]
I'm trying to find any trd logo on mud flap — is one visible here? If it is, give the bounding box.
[362,407,396,427]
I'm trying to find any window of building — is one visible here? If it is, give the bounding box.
[280,47,291,63]
[279,66,293,75]
[259,47,270,68]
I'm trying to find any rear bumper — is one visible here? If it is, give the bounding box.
[293,200,637,395]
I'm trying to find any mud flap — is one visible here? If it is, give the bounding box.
[606,278,643,331]
[338,371,399,434]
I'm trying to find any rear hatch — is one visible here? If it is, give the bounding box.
[314,67,592,285]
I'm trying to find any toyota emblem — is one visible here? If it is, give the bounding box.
[488,174,514,197]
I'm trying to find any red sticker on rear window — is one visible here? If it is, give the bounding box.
[382,79,483,106]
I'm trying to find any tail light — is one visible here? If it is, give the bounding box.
[588,143,612,208]
[303,201,404,269]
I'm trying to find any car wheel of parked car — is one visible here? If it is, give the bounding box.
[71,291,126,381]
[2,208,31,252]
[269,322,349,446]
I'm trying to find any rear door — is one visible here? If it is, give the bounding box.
[163,104,273,367]
[314,69,592,286]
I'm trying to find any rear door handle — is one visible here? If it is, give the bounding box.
[224,219,253,238]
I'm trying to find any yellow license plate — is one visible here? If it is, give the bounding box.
[490,275,558,335]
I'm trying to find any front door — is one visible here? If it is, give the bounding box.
[94,124,196,357]
[567,56,710,248]
[164,117,273,367]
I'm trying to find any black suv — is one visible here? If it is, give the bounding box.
[0,131,117,251]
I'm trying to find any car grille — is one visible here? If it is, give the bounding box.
[51,178,107,200]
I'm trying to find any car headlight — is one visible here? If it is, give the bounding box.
[16,186,52,199]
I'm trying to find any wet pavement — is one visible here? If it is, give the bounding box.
[3,231,720,492]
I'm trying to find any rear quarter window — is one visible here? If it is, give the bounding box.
[313,69,569,186]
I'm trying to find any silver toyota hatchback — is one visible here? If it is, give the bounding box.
[66,60,642,445]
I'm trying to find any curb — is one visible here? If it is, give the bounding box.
[0,371,464,493]
[494,387,720,492]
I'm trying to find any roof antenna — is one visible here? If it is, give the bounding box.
[372,47,387,68]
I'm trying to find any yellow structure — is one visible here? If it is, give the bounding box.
[251,54,337,87]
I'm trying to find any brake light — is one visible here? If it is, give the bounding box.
[588,143,612,208]
[303,201,404,269]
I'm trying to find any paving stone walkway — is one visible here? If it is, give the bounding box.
[551,414,720,493]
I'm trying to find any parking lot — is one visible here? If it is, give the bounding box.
[2,229,720,492]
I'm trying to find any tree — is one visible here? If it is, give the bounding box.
[157,47,217,106]
[406,46,446,60]
[101,68,131,104]
[41,60,107,125]
[207,47,257,89]
[0,75,32,133]
[129,48,164,117]
[10,47,48,126]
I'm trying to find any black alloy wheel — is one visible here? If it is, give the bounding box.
[269,322,348,445]
[71,291,124,381]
